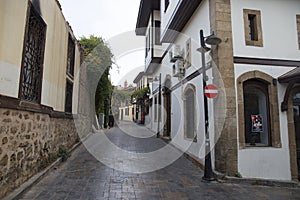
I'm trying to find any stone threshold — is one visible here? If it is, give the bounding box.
[3,132,93,200]
[159,136,300,188]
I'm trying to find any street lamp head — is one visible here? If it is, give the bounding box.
[196,46,211,53]
[205,32,222,45]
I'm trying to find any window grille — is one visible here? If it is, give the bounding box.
[19,4,46,103]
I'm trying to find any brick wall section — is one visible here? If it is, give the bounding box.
[0,109,79,199]
[209,0,238,176]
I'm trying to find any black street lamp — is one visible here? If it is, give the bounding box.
[197,29,222,181]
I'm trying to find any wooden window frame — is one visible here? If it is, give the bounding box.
[243,9,263,47]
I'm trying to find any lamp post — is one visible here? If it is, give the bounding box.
[197,29,222,181]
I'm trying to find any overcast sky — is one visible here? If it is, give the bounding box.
[59,0,145,86]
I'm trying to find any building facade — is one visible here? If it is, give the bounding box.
[0,0,90,198]
[136,0,300,181]
[132,72,152,124]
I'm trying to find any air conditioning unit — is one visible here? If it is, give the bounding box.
[172,59,185,77]
[169,44,183,62]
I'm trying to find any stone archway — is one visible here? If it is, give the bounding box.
[287,86,300,181]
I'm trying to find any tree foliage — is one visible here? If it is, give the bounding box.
[131,87,150,101]
[79,35,113,126]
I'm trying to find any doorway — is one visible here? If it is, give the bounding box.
[293,92,300,180]
[163,87,171,138]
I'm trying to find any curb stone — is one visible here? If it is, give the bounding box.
[157,132,300,188]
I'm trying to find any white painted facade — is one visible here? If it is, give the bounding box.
[231,0,300,180]
[158,0,215,165]
[137,0,300,181]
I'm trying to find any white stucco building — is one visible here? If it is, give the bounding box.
[136,0,300,181]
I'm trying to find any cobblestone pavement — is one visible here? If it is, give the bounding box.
[18,121,300,200]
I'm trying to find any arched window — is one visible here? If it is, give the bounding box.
[243,79,271,146]
[237,71,281,148]
[184,84,196,141]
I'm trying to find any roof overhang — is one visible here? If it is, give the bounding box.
[145,58,162,75]
[135,0,160,36]
[278,67,300,83]
[133,72,145,83]
[161,0,202,43]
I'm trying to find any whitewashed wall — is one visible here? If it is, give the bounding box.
[231,0,300,60]
[0,0,28,97]
[232,0,300,180]
[235,64,295,180]
[158,0,217,166]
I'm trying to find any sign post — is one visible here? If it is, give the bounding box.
[204,84,218,99]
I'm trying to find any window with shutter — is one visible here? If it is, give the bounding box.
[184,84,196,141]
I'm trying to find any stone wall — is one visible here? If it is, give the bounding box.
[209,0,238,176]
[0,108,79,199]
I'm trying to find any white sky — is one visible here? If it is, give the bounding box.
[59,0,145,86]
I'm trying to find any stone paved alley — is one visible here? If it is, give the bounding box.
[17,122,300,200]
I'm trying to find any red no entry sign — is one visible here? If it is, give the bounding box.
[204,84,218,99]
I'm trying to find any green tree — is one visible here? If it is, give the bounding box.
[79,35,113,127]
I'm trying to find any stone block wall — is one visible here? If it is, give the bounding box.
[0,108,79,199]
[209,0,238,176]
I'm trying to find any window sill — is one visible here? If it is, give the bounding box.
[244,143,272,148]
[245,40,263,47]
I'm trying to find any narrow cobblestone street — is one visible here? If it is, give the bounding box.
[18,122,300,200]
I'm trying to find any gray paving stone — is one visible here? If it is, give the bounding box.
[16,121,300,200]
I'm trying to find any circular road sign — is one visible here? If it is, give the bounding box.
[204,84,218,99]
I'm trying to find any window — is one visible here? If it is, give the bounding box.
[243,80,270,146]
[164,0,170,12]
[19,3,46,103]
[184,84,197,142]
[146,28,151,58]
[65,34,75,113]
[155,20,161,45]
[297,15,300,50]
[237,71,281,148]
[67,34,75,77]
[248,14,258,41]
[65,80,73,113]
[243,9,263,47]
